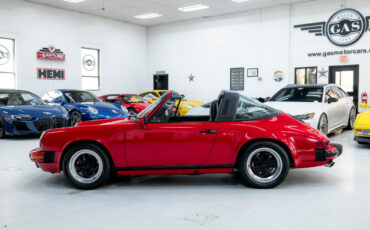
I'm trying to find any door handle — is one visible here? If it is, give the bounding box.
[200,129,216,134]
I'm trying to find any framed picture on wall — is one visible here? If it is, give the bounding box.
[247,68,258,77]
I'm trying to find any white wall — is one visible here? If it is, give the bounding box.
[148,0,370,106]
[0,0,149,97]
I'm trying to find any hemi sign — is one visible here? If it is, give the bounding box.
[37,68,65,80]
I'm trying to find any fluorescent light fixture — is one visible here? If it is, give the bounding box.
[134,13,163,19]
[231,0,250,2]
[178,4,209,12]
[64,0,85,3]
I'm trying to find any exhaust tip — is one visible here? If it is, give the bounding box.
[325,161,335,167]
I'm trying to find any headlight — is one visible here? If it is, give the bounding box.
[121,106,128,113]
[87,106,98,115]
[11,115,34,121]
[294,113,315,120]
[182,103,193,109]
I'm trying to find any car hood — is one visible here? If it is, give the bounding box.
[355,110,370,126]
[264,101,323,116]
[0,105,65,117]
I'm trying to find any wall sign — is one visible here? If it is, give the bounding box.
[230,67,244,91]
[273,71,284,82]
[37,46,65,61]
[37,68,65,80]
[0,45,10,65]
[294,8,370,46]
[247,68,258,77]
[82,54,96,71]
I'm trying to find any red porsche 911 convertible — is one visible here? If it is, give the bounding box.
[30,91,342,189]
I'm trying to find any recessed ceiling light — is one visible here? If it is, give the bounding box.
[64,0,85,3]
[178,4,210,12]
[231,0,250,2]
[134,13,163,19]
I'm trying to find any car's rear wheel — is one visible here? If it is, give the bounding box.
[63,144,111,189]
[318,114,328,135]
[345,107,356,130]
[128,108,137,116]
[70,111,82,126]
[238,142,289,189]
[0,116,5,139]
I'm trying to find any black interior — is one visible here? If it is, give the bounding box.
[168,116,210,122]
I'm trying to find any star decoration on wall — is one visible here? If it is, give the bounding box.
[188,74,195,82]
[319,67,328,78]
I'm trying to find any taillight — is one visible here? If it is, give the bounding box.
[316,141,329,149]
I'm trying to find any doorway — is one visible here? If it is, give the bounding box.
[329,65,359,110]
[153,74,168,90]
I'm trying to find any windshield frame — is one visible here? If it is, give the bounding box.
[137,91,171,119]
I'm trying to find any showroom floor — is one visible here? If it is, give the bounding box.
[0,130,369,230]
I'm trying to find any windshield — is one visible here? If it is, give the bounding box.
[235,95,281,121]
[270,87,323,102]
[138,92,169,118]
[121,95,147,104]
[63,91,100,103]
[0,92,45,106]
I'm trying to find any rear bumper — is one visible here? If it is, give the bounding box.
[315,143,342,162]
[30,148,59,173]
[354,136,370,144]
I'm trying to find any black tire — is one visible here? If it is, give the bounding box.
[63,143,111,189]
[128,108,137,116]
[70,110,82,126]
[238,141,289,189]
[318,113,328,135]
[0,116,5,139]
[345,107,356,130]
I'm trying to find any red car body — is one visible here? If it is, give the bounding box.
[30,91,341,189]
[99,94,150,114]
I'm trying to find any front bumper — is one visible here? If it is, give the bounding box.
[29,148,55,163]
[4,117,68,136]
[354,136,370,144]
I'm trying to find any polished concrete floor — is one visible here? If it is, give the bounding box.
[0,130,369,230]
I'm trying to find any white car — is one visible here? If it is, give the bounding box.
[265,84,356,135]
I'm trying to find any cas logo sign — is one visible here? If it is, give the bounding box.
[295,8,370,46]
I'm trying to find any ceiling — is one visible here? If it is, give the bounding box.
[25,0,316,26]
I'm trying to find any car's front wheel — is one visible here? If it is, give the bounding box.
[345,107,356,130]
[238,142,289,189]
[318,113,328,135]
[63,144,111,189]
[70,110,82,126]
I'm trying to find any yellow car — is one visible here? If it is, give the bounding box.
[139,90,203,116]
[354,103,370,144]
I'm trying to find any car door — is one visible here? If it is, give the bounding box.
[332,86,350,126]
[324,87,341,130]
[125,97,217,167]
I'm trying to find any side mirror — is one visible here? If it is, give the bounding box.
[137,116,147,129]
[360,102,368,108]
[327,97,338,104]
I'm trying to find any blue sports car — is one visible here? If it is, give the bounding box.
[42,89,129,126]
[0,90,69,138]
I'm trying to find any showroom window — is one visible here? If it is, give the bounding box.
[81,47,100,91]
[295,67,317,85]
[0,37,16,89]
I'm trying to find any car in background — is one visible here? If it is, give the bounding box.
[0,89,69,138]
[42,89,128,126]
[99,94,150,116]
[186,101,212,116]
[354,102,370,145]
[265,84,356,135]
[31,90,342,189]
[139,90,203,116]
